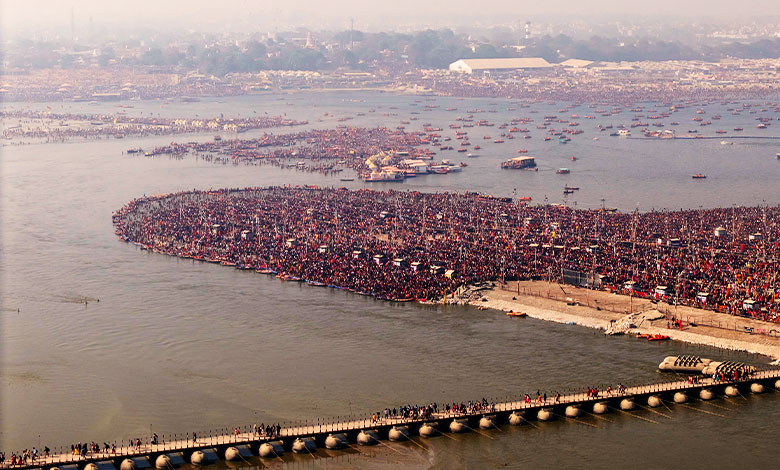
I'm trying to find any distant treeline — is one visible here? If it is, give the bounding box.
[7,29,780,73]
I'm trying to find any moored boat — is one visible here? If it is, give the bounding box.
[501,156,536,169]
[506,310,527,317]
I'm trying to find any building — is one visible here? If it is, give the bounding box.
[560,58,594,68]
[449,57,552,73]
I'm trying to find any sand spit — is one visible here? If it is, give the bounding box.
[466,281,780,363]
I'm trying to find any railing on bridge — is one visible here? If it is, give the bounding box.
[6,369,779,470]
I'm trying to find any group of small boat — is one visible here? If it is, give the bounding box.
[636,333,670,341]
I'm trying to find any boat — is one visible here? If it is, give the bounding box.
[571,156,577,161]
[340,177,354,182]
[564,186,579,191]
[557,168,570,174]
[501,156,536,169]
[506,311,527,317]
[692,174,706,179]
[563,189,574,195]
[636,333,651,339]
[517,196,532,201]
[364,171,405,182]
[647,334,670,341]
[429,165,450,174]
[467,153,479,158]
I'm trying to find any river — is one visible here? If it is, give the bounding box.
[2,91,779,468]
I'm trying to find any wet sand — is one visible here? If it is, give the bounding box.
[469,280,780,362]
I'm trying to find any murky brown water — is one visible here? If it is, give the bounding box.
[2,93,779,467]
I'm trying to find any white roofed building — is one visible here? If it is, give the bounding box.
[560,58,594,68]
[449,57,552,73]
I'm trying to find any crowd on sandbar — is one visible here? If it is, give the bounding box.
[133,127,430,175]
[1,110,305,142]
[113,187,779,321]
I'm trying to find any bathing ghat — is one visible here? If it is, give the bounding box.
[14,367,780,470]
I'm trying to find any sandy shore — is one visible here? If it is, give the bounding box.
[467,280,780,362]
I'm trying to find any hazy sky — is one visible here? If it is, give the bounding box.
[2,0,779,35]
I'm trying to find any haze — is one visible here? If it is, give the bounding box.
[3,0,779,35]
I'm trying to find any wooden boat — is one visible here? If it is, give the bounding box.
[692,174,706,179]
[506,310,528,317]
[647,334,670,341]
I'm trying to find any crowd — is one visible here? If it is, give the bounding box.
[113,187,779,320]
[414,68,780,104]
[1,110,305,142]
[135,127,431,175]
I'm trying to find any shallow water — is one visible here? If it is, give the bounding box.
[2,92,779,466]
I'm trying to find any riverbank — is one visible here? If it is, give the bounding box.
[468,280,780,362]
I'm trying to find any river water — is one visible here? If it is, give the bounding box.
[2,91,779,468]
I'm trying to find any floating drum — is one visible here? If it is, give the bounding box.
[449,419,468,433]
[479,416,496,429]
[775,380,780,390]
[325,434,348,449]
[120,460,136,470]
[750,383,765,394]
[388,426,410,441]
[190,452,205,466]
[357,430,379,445]
[620,399,635,411]
[593,402,608,414]
[724,386,739,397]
[225,447,241,461]
[292,437,316,453]
[258,443,273,458]
[565,406,581,418]
[418,423,437,437]
[647,395,662,407]
[674,392,688,403]
[537,408,554,421]
[508,411,526,425]
[154,456,171,470]
[699,389,714,400]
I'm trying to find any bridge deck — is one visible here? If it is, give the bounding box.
[8,369,780,469]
